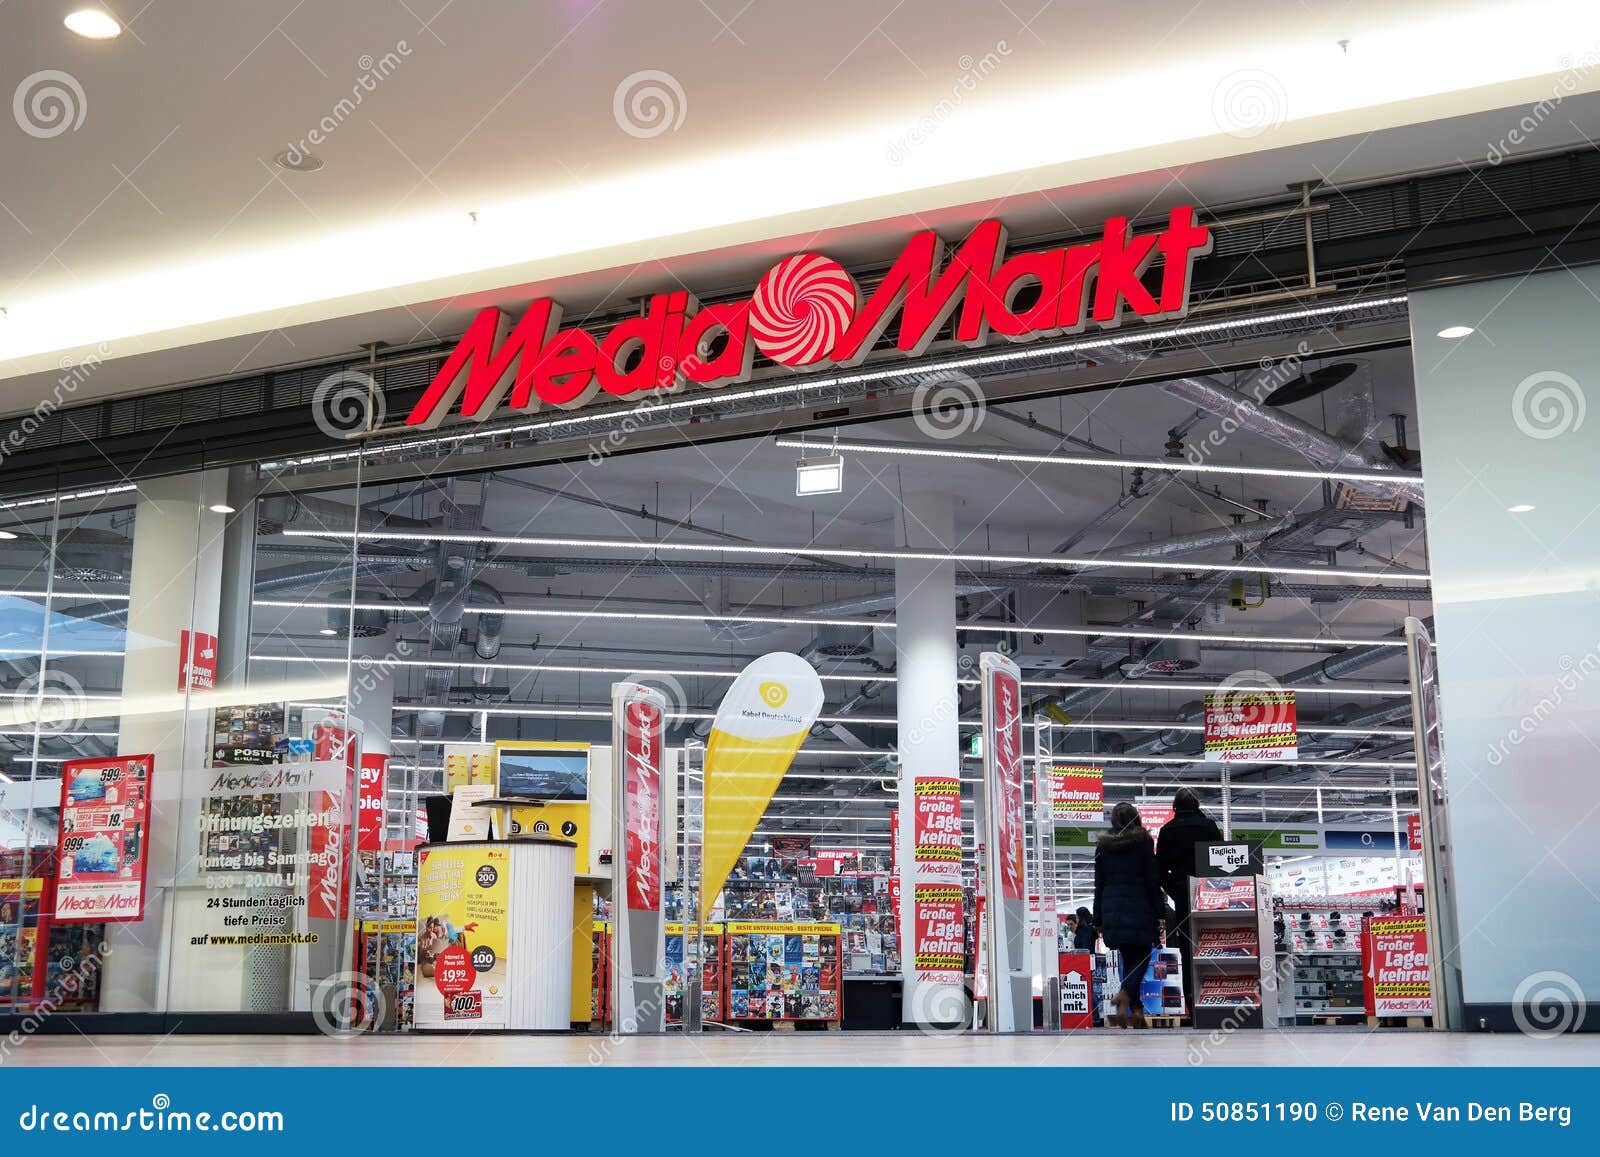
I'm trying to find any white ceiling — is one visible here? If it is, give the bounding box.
[1,0,1598,411]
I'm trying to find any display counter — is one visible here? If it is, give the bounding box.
[414,836,576,1031]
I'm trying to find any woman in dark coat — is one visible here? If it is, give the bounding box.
[1092,801,1164,1028]
[1072,906,1096,951]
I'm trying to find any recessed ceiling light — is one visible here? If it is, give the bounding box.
[319,627,339,636]
[64,8,122,39]
[1508,504,1536,514]
[273,149,324,174]
[0,530,17,541]
[1436,325,1475,339]
[208,503,236,514]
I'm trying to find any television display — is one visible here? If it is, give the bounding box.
[495,748,589,801]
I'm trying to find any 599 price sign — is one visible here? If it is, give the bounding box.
[54,754,155,923]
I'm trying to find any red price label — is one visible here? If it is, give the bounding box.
[434,944,477,996]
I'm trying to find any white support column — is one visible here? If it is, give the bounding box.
[893,481,961,1026]
[102,471,229,1012]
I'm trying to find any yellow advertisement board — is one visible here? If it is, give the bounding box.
[415,844,511,1028]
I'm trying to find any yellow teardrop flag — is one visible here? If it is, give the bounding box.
[699,652,824,923]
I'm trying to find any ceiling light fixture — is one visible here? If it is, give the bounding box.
[774,436,1423,488]
[1436,325,1475,339]
[318,627,338,636]
[1508,504,1535,514]
[795,454,844,496]
[0,530,17,541]
[64,8,121,38]
[273,150,324,174]
[208,503,236,514]
[250,598,1407,649]
[282,529,1430,584]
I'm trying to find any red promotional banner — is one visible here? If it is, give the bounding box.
[1058,950,1095,1029]
[1137,800,1175,839]
[178,629,218,691]
[1203,690,1298,762]
[912,777,962,881]
[357,752,386,853]
[54,755,154,923]
[1363,913,1433,1017]
[986,662,1025,902]
[621,693,664,913]
[888,807,901,926]
[913,884,965,977]
[309,722,358,921]
[1407,813,1423,851]
[1051,764,1104,823]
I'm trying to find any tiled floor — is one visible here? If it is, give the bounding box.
[10,1029,1598,1067]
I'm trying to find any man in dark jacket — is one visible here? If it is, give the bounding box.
[1155,788,1222,1012]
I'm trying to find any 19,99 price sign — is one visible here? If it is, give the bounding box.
[54,755,155,923]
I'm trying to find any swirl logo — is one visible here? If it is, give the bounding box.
[623,672,690,726]
[613,70,687,139]
[151,1093,171,1111]
[1211,69,1288,139]
[909,981,971,1037]
[912,371,986,440]
[1212,668,1292,724]
[759,681,789,708]
[747,254,859,367]
[1511,970,1586,1037]
[15,669,88,734]
[1511,370,1585,440]
[312,970,385,1037]
[13,70,87,139]
[312,369,384,439]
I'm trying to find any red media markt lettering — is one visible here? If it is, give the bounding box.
[405,207,1211,429]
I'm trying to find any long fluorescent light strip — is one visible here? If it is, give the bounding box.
[261,295,1409,471]
[286,529,1428,584]
[774,437,1425,488]
[0,483,138,512]
[250,598,1408,649]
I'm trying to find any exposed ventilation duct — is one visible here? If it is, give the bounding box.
[1159,375,1423,507]
[812,624,875,658]
[1120,637,1200,676]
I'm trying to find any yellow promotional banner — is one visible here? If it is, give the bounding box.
[700,652,823,923]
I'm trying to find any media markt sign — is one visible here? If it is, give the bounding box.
[404,207,1212,429]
